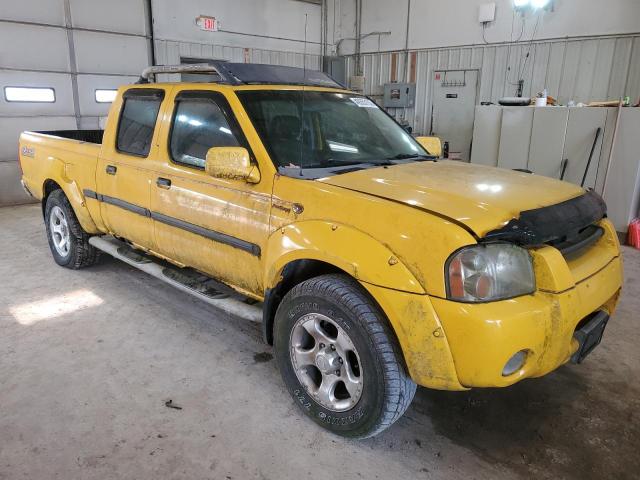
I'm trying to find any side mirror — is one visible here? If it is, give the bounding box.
[205,147,260,184]
[415,136,442,158]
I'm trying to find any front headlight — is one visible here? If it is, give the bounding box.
[446,244,535,302]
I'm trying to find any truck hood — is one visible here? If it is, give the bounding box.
[318,161,586,237]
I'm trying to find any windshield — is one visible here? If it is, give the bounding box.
[236,90,431,176]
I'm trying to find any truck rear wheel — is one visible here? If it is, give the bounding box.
[274,274,416,438]
[44,189,100,269]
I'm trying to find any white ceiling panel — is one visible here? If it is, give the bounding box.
[69,0,148,35]
[0,161,34,205]
[76,74,138,116]
[73,31,149,75]
[0,116,77,161]
[0,23,70,71]
[0,0,65,26]
[0,70,74,116]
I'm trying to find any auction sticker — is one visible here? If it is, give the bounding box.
[350,97,377,108]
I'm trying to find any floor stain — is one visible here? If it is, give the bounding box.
[253,352,273,363]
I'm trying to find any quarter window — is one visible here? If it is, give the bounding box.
[170,99,241,168]
[116,93,162,157]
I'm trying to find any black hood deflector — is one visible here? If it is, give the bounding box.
[483,190,607,246]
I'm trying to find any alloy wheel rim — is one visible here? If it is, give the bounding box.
[289,313,363,412]
[50,206,71,257]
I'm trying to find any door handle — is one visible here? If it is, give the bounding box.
[156,177,171,189]
[105,165,117,175]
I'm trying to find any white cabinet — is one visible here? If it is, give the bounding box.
[561,108,607,189]
[528,107,569,178]
[603,109,640,232]
[497,107,534,171]
[470,106,502,167]
[472,105,640,233]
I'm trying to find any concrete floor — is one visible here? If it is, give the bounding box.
[1,204,639,480]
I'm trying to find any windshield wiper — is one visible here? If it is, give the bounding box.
[296,159,395,171]
[365,159,395,165]
[387,153,436,161]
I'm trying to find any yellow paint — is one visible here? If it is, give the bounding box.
[19,131,102,233]
[263,220,424,294]
[205,147,260,183]
[362,282,467,390]
[19,81,624,390]
[432,255,622,387]
[415,136,442,157]
[319,160,586,238]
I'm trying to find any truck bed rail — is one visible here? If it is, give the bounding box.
[33,129,104,144]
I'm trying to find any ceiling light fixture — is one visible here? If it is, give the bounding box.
[531,0,550,8]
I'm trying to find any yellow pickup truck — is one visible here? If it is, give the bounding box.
[19,63,623,438]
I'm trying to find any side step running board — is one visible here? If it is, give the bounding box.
[88,236,262,323]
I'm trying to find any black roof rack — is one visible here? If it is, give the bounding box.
[137,62,345,89]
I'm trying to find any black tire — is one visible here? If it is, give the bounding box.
[44,189,101,269]
[274,274,416,438]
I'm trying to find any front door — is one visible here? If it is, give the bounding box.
[149,88,272,297]
[96,87,167,250]
[430,69,478,162]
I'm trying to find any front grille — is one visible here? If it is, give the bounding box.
[548,224,604,257]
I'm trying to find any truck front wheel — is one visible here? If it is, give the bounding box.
[274,274,416,438]
[44,189,100,269]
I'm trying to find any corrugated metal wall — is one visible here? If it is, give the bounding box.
[154,39,322,78]
[345,34,640,135]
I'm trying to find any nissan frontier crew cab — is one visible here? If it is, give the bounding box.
[19,63,623,438]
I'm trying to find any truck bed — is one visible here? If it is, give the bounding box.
[19,130,102,203]
[19,129,106,234]
[33,129,104,144]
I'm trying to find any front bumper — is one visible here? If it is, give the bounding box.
[363,218,622,390]
[431,255,622,388]
[363,249,621,390]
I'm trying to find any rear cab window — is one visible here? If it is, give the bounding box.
[116,89,165,157]
[168,91,249,169]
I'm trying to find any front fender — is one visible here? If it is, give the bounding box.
[264,220,424,294]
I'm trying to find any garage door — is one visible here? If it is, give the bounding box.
[0,0,150,206]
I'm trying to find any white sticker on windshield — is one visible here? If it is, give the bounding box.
[350,97,377,108]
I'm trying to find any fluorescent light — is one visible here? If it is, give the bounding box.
[5,86,55,102]
[531,0,550,7]
[219,126,232,135]
[95,89,117,103]
[514,0,529,6]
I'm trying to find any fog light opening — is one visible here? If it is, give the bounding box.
[502,350,527,376]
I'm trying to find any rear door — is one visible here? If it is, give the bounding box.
[149,87,273,296]
[96,87,167,250]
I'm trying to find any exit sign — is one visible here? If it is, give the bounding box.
[196,15,219,32]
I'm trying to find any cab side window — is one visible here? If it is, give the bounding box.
[116,89,164,157]
[170,96,241,169]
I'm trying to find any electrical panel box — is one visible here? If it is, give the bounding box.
[383,83,416,108]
